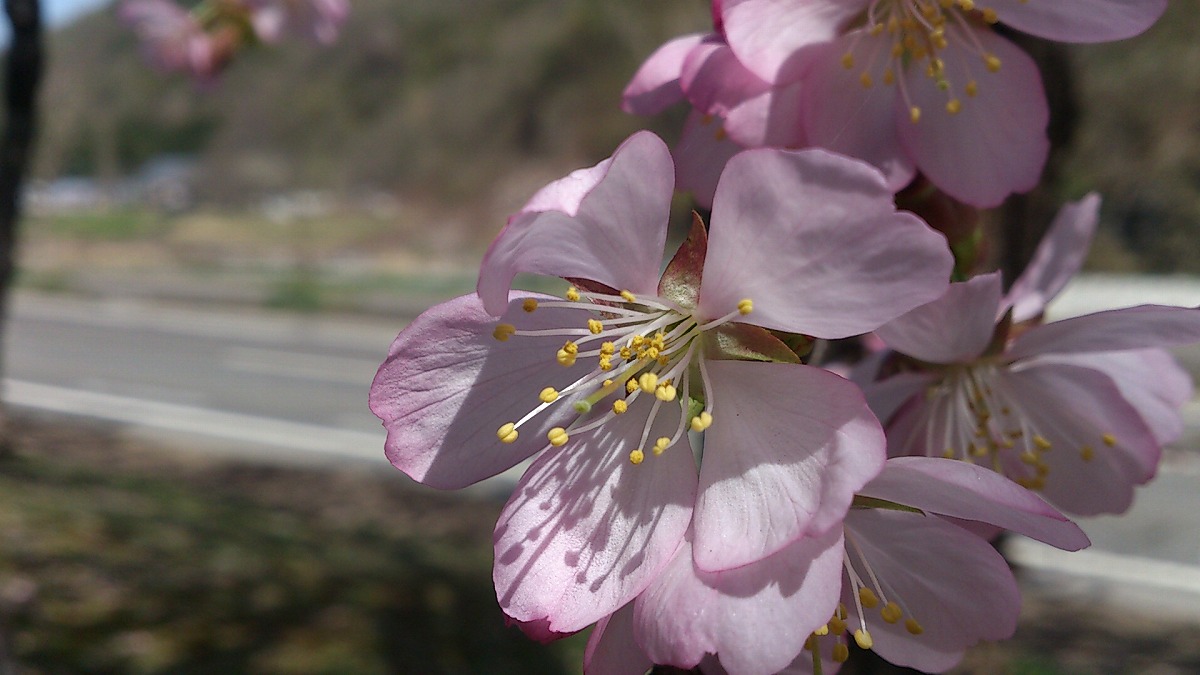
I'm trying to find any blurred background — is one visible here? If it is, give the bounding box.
[1,0,1199,672]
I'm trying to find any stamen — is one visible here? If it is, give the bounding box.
[497,423,518,444]
[522,298,539,312]
[547,427,569,447]
[493,323,516,341]
[629,448,645,464]
[539,387,559,403]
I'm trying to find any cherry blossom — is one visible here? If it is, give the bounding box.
[869,195,1200,514]
[371,131,953,637]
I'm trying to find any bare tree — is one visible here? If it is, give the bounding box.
[0,0,43,455]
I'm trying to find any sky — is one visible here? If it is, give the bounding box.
[0,0,111,43]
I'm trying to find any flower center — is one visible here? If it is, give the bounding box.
[844,0,1008,122]
[492,286,752,464]
[806,532,924,665]
[908,362,1120,490]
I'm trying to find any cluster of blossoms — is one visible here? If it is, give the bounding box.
[370,2,1198,674]
[120,0,348,81]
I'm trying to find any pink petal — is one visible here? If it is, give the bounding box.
[862,371,935,427]
[493,395,696,634]
[1039,349,1192,445]
[693,361,884,571]
[698,148,952,338]
[722,79,806,149]
[800,35,916,191]
[986,0,1167,43]
[876,273,1003,364]
[477,131,673,316]
[635,528,844,675]
[999,363,1159,515]
[898,28,1049,208]
[675,111,744,210]
[623,33,709,116]
[680,39,772,118]
[370,294,592,489]
[842,509,1020,671]
[859,456,1090,551]
[1007,305,1200,360]
[1006,194,1100,323]
[584,604,654,675]
[721,0,869,83]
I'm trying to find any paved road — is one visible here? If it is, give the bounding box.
[3,291,402,464]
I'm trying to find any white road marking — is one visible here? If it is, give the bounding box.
[4,378,387,463]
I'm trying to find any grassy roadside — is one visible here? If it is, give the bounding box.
[0,412,586,674]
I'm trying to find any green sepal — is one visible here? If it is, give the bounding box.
[949,225,983,282]
[657,212,707,309]
[850,495,925,514]
[703,322,802,364]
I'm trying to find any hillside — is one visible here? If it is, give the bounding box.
[26,0,1200,271]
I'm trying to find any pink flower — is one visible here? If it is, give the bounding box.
[371,131,953,637]
[585,457,1088,675]
[869,194,1200,515]
[623,32,803,207]
[119,0,223,80]
[243,0,349,44]
[709,0,1167,207]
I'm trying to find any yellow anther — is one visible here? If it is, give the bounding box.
[881,602,903,624]
[1033,435,1052,451]
[909,106,921,124]
[539,387,559,403]
[737,298,753,315]
[547,427,569,447]
[497,423,518,444]
[562,341,578,355]
[945,98,961,114]
[853,628,874,650]
[905,618,924,635]
[612,399,628,415]
[620,290,637,303]
[965,80,979,97]
[566,286,580,301]
[619,346,632,360]
[883,68,895,85]
[841,52,854,69]
[655,384,678,402]
[813,624,830,637]
[690,412,713,432]
[985,54,1002,72]
[600,342,615,355]
[1103,433,1117,447]
[556,349,577,367]
[638,372,659,393]
[599,356,613,371]
[493,323,516,342]
[860,72,873,88]
[629,449,645,465]
[522,298,538,312]
[859,587,879,609]
[837,603,848,620]
[832,643,850,663]
[587,319,603,334]
[1019,452,1039,465]
[830,615,847,636]
[982,8,998,22]
[804,635,817,652]
[602,379,614,388]
[653,437,671,455]
[1080,445,1095,461]
[942,448,956,459]
[626,378,638,394]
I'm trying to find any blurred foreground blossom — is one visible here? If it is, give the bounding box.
[868,194,1200,515]
[371,131,953,638]
[586,457,1088,675]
